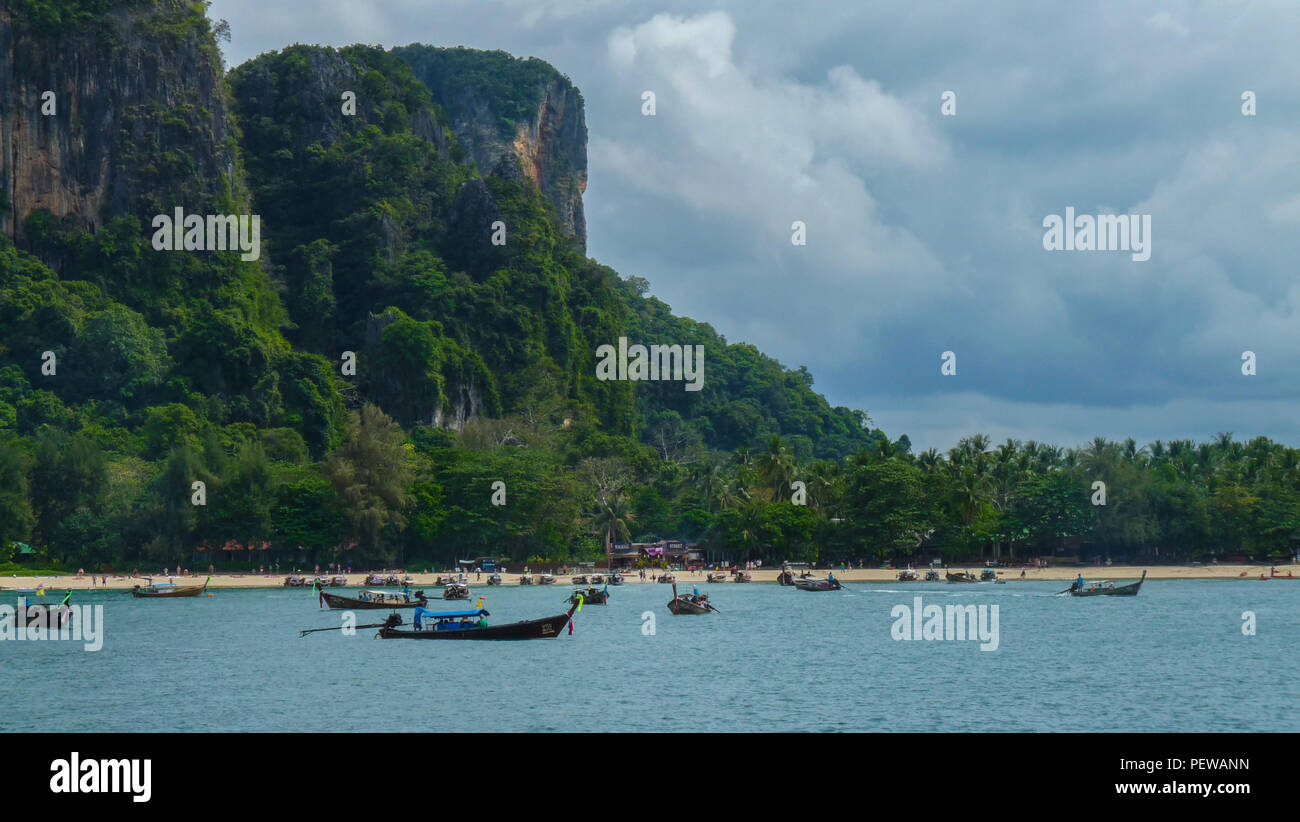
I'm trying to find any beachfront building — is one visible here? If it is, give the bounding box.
[609,540,703,569]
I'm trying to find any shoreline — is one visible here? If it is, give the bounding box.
[2,563,1297,591]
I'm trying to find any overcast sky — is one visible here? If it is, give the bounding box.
[208,0,1300,452]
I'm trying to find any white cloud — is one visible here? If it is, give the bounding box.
[1147,11,1190,37]
[594,12,952,365]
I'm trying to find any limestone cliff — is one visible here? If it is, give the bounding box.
[0,0,238,240]
[394,45,588,250]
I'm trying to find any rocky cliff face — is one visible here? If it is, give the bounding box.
[394,45,588,250]
[0,0,237,241]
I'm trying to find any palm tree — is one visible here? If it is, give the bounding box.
[587,494,634,558]
[691,460,724,513]
[755,435,796,502]
[916,448,941,475]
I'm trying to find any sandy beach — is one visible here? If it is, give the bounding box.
[3,563,1297,591]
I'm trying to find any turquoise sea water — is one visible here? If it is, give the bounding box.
[2,580,1297,732]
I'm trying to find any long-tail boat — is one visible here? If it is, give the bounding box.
[319,588,427,610]
[924,569,941,581]
[946,570,978,583]
[519,572,535,585]
[607,571,625,585]
[980,567,998,582]
[364,573,411,586]
[706,572,728,583]
[667,583,718,614]
[777,569,796,585]
[732,570,752,583]
[567,585,609,605]
[443,583,471,600]
[376,603,578,640]
[538,573,556,585]
[486,573,503,586]
[131,576,209,598]
[793,575,842,591]
[14,591,73,628]
[898,569,919,581]
[1067,570,1146,597]
[657,572,676,584]
[572,574,590,585]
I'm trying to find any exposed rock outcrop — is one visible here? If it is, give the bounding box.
[394,45,588,249]
[0,0,237,240]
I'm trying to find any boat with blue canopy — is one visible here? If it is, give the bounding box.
[375,602,579,640]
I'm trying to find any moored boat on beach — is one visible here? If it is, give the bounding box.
[946,571,978,583]
[706,572,728,583]
[486,573,503,586]
[364,573,410,586]
[898,569,918,581]
[732,570,752,583]
[519,572,535,585]
[980,567,998,582]
[538,573,556,585]
[607,572,625,585]
[924,569,940,581]
[572,575,589,585]
[657,572,676,584]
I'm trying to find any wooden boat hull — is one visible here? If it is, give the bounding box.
[667,597,713,614]
[443,586,471,600]
[567,589,609,605]
[777,572,795,585]
[16,602,73,628]
[131,583,207,598]
[793,579,841,591]
[378,610,574,640]
[946,573,978,583]
[1069,570,1146,597]
[320,591,425,609]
